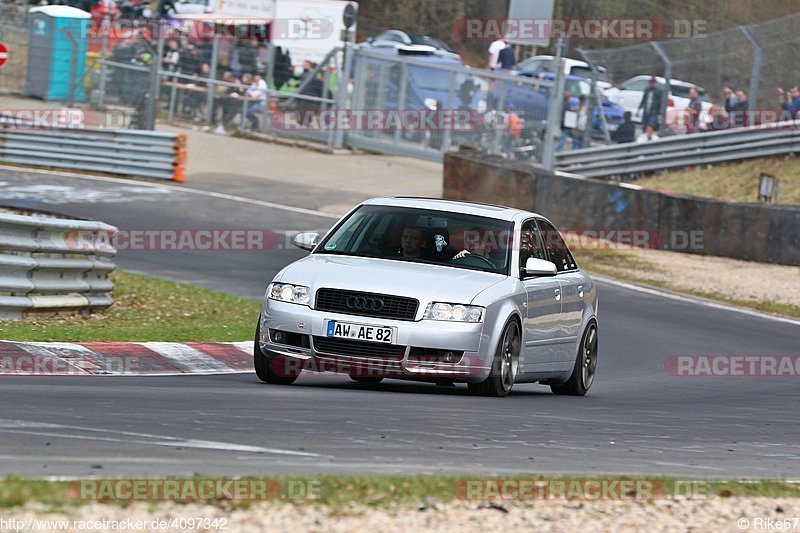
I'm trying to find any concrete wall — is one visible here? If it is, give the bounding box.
[443,150,800,267]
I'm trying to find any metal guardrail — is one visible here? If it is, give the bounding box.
[0,126,187,181]
[0,212,117,320]
[555,119,800,177]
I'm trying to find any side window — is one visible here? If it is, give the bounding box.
[625,79,649,92]
[537,219,577,272]
[518,219,546,274]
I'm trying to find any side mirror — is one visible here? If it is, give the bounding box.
[292,232,320,251]
[522,257,557,278]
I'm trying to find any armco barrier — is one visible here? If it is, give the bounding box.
[0,125,187,181]
[0,212,117,320]
[443,150,800,267]
[555,119,800,178]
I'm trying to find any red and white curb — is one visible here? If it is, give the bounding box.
[0,341,253,376]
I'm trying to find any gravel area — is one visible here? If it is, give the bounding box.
[5,498,799,532]
[612,248,800,308]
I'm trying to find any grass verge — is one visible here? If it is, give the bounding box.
[0,475,798,511]
[0,271,261,342]
[634,155,800,205]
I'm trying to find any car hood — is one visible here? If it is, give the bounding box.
[278,254,506,306]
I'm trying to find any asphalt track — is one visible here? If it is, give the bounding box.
[1,168,798,478]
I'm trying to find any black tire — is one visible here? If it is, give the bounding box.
[467,319,521,397]
[253,322,300,385]
[551,321,598,396]
[350,376,384,384]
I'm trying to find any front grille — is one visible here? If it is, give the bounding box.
[315,288,419,321]
[312,336,406,359]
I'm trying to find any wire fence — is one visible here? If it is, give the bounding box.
[582,13,800,112]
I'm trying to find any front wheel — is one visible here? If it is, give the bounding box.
[254,322,300,385]
[468,320,520,397]
[551,321,597,396]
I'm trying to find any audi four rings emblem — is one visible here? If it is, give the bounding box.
[346,296,385,311]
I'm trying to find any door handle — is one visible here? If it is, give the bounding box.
[554,288,561,301]
[578,285,584,297]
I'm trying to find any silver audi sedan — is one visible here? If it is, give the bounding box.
[255,197,598,397]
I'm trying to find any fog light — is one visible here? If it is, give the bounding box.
[443,351,456,363]
[273,331,285,344]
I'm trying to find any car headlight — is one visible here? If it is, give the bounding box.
[424,98,438,111]
[424,302,484,323]
[268,282,310,305]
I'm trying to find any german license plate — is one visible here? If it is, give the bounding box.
[325,320,393,344]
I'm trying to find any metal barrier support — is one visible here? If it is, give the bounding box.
[0,212,117,320]
[0,125,188,181]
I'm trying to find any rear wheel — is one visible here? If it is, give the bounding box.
[468,320,520,397]
[551,321,597,396]
[254,322,300,385]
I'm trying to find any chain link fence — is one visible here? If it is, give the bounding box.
[583,13,800,112]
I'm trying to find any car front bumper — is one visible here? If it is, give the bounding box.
[259,299,494,382]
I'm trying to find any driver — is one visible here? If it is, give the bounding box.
[399,226,429,259]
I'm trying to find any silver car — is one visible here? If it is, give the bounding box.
[255,197,598,397]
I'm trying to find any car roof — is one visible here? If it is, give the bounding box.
[362,197,535,221]
[625,75,700,88]
[519,55,608,71]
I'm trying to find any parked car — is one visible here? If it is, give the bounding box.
[255,197,599,397]
[488,71,625,133]
[362,30,461,60]
[514,55,612,90]
[604,75,713,125]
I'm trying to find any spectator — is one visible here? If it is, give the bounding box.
[184,63,210,118]
[497,42,516,71]
[245,73,268,130]
[733,89,749,112]
[572,95,589,149]
[298,60,325,109]
[162,39,180,72]
[706,106,730,131]
[488,38,506,70]
[178,42,201,76]
[273,46,293,90]
[157,0,175,18]
[729,89,750,127]
[215,71,244,129]
[686,87,703,133]
[778,85,800,119]
[664,109,690,136]
[238,39,260,77]
[722,85,738,113]
[638,76,663,131]
[611,111,636,143]
[556,91,575,152]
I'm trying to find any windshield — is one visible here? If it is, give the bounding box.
[407,64,464,91]
[315,205,513,275]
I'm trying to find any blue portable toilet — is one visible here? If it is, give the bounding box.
[25,6,91,102]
